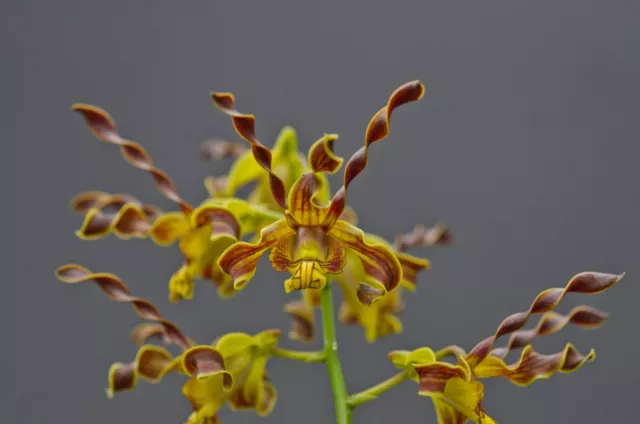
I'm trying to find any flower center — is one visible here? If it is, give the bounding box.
[284,261,327,292]
[284,227,329,292]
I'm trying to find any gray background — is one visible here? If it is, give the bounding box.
[2,1,639,423]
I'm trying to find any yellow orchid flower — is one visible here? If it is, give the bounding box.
[213,81,425,304]
[108,332,281,424]
[387,271,623,424]
[55,263,281,423]
[69,104,283,301]
[148,199,279,302]
[216,330,281,416]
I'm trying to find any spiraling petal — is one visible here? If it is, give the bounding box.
[323,81,425,227]
[473,344,596,386]
[218,219,294,290]
[328,220,402,304]
[130,323,171,346]
[70,191,161,221]
[106,345,183,397]
[76,203,150,240]
[211,92,287,209]
[490,305,608,359]
[55,264,190,349]
[466,271,624,366]
[308,134,343,174]
[72,104,192,213]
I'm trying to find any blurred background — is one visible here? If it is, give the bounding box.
[2,1,639,423]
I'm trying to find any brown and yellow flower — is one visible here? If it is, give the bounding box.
[55,264,280,423]
[70,104,281,301]
[213,80,425,305]
[388,271,623,424]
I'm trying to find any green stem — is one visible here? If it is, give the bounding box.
[319,279,351,424]
[272,347,325,363]
[346,371,408,408]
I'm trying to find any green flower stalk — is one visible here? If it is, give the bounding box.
[55,80,623,424]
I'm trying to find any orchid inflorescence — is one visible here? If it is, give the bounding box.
[55,80,623,424]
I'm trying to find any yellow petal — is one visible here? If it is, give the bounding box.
[182,346,233,391]
[416,358,495,424]
[225,150,265,196]
[149,212,190,246]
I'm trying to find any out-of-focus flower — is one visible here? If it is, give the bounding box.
[213,81,425,305]
[388,271,623,424]
[70,105,281,301]
[54,263,281,423]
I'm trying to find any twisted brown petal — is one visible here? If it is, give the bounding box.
[72,104,193,214]
[76,204,151,240]
[70,191,161,220]
[107,345,182,397]
[200,139,247,161]
[210,92,287,209]
[473,344,596,386]
[323,81,425,227]
[130,323,171,346]
[55,264,190,350]
[393,223,452,252]
[466,271,623,366]
[490,306,608,359]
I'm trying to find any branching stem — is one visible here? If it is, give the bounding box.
[346,371,408,408]
[272,347,325,363]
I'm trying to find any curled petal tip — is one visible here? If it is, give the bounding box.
[211,91,287,209]
[55,263,91,283]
